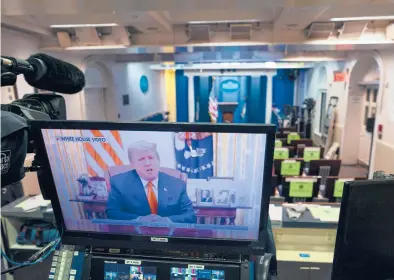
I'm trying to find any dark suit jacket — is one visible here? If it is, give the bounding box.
[106,170,196,223]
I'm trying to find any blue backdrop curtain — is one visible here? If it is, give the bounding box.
[194,76,212,122]
[272,69,295,113]
[175,70,189,122]
[193,74,269,124]
[247,76,267,123]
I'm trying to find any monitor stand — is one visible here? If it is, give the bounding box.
[296,144,305,158]
[318,166,331,198]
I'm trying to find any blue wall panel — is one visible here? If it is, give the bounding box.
[193,76,200,122]
[247,76,267,123]
[194,76,211,122]
[273,69,295,113]
[175,70,189,122]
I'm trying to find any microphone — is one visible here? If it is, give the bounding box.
[1,54,85,94]
[25,53,85,94]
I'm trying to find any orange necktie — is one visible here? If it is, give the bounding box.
[146,181,158,214]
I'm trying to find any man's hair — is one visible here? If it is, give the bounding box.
[128,141,160,163]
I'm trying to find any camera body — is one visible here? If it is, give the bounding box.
[303,98,315,110]
[1,93,66,153]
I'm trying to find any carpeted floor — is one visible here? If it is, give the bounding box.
[339,164,369,178]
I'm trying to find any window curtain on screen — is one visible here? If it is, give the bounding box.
[214,133,267,226]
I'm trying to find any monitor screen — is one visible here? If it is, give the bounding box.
[104,263,157,280]
[41,128,268,241]
[170,267,225,280]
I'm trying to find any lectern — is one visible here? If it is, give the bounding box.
[218,102,238,123]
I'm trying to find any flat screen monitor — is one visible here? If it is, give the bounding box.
[308,159,341,176]
[289,139,313,147]
[324,176,366,202]
[332,179,394,280]
[31,121,275,251]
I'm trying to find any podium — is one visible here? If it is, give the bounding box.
[218,102,238,123]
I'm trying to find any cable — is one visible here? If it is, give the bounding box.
[1,238,60,267]
[1,228,62,275]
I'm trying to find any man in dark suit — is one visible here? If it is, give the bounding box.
[106,141,196,223]
[201,189,213,203]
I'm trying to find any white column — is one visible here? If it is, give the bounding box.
[293,75,298,105]
[265,72,276,124]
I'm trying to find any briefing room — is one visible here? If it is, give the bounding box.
[1,1,394,280]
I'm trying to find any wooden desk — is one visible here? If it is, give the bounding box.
[194,206,252,225]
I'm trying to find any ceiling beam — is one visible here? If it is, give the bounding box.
[147,11,173,32]
[1,16,52,37]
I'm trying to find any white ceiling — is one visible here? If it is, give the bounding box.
[1,0,394,48]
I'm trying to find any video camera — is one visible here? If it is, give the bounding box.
[1,53,85,187]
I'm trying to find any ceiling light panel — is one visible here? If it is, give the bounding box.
[50,23,118,28]
[331,16,394,22]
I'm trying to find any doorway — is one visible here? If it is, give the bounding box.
[358,86,378,166]
[83,61,118,121]
[342,56,381,177]
[85,88,107,120]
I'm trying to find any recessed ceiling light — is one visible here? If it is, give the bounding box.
[50,23,118,28]
[188,19,259,24]
[264,61,277,67]
[330,16,394,22]
[66,45,126,50]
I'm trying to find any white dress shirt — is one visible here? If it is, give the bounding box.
[139,177,159,199]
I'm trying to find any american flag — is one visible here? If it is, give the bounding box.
[208,83,218,123]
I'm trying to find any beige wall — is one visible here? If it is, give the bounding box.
[373,140,394,174]
[308,51,394,176]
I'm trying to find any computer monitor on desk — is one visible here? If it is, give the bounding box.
[31,121,275,254]
[324,176,366,202]
[332,179,394,280]
[281,177,320,203]
[276,127,297,139]
[273,159,305,177]
[308,159,341,176]
[296,146,324,159]
[289,139,314,147]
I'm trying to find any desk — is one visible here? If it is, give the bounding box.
[269,203,337,280]
[70,198,107,219]
[3,197,339,280]
[69,198,252,225]
[1,197,55,280]
[194,206,252,225]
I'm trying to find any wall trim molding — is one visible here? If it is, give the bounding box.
[375,139,394,150]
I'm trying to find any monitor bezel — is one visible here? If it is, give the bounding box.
[30,120,275,254]
[332,179,394,279]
